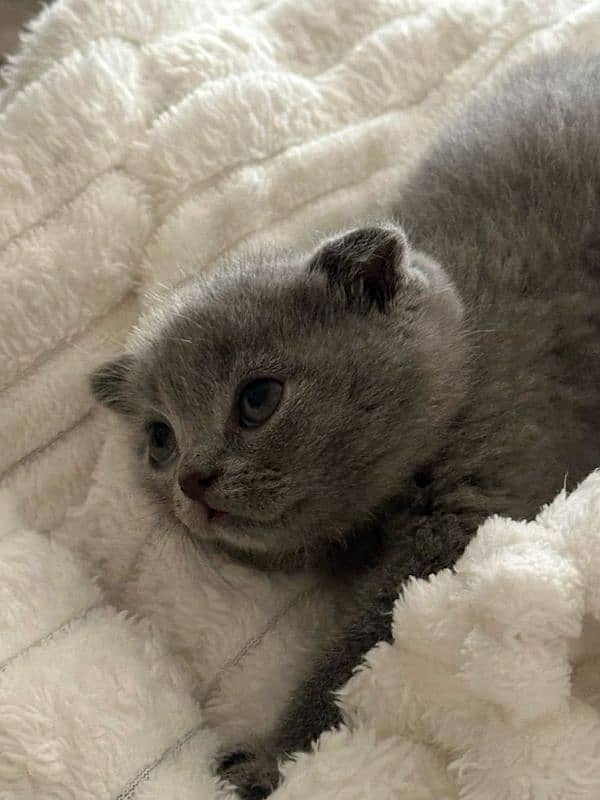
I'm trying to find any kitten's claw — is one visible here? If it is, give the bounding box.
[217,750,280,799]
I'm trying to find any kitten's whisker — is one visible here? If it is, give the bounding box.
[466,327,502,335]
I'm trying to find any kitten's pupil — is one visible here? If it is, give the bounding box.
[151,423,171,446]
[239,378,283,428]
[148,421,176,465]
[247,381,269,408]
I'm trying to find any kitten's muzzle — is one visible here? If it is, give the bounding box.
[178,471,226,521]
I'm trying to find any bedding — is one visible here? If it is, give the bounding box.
[2,1,600,797]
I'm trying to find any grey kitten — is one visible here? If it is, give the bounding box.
[92,51,600,798]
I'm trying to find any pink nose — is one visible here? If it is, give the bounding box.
[178,471,215,503]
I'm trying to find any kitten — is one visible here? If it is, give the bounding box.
[91,51,600,798]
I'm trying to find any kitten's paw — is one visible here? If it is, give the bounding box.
[217,749,280,799]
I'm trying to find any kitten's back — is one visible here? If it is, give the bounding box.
[397,51,600,519]
[399,52,600,304]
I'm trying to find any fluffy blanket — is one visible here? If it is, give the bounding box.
[2,0,600,797]
[4,471,600,799]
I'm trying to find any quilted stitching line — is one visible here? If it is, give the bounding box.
[0,602,102,674]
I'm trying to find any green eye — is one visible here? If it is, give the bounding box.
[239,378,283,428]
[148,421,176,466]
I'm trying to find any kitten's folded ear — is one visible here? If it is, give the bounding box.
[89,353,136,414]
[308,223,409,312]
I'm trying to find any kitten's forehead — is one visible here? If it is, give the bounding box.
[133,257,337,407]
[130,239,420,420]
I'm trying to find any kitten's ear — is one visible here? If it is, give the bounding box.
[308,223,409,312]
[90,353,136,414]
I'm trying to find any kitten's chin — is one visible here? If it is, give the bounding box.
[175,508,306,569]
[175,506,270,552]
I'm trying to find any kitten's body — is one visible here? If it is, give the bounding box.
[401,52,600,519]
[92,53,600,797]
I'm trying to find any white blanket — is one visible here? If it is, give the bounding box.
[4,471,600,799]
[2,0,600,797]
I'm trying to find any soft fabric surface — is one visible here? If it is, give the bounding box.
[0,492,228,800]
[5,471,600,798]
[2,0,600,797]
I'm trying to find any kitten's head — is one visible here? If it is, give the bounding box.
[91,224,467,562]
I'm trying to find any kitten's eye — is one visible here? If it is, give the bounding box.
[148,421,176,466]
[239,378,283,428]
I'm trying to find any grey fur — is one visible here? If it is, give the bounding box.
[91,51,600,798]
[92,221,465,565]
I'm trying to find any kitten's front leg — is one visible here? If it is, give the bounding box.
[219,511,473,798]
[217,626,374,799]
[216,637,349,797]
[217,592,393,798]
[217,749,280,800]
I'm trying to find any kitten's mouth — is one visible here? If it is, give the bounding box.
[205,504,227,522]
[176,494,287,537]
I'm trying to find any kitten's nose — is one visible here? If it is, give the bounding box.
[178,471,215,503]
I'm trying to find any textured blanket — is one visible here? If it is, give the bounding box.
[4,471,600,799]
[2,0,600,797]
